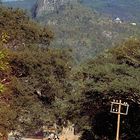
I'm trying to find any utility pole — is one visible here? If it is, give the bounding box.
[110,100,129,140]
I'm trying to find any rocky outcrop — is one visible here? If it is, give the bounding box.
[32,0,77,17]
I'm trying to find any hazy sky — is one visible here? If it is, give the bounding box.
[2,0,23,2]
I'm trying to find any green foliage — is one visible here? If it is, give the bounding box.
[0,6,54,134]
[74,39,140,139]
[0,48,9,93]
[0,6,53,46]
[4,44,74,134]
[0,84,4,92]
[0,46,14,135]
[36,3,140,62]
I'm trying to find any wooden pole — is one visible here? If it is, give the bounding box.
[116,100,121,140]
[111,99,129,140]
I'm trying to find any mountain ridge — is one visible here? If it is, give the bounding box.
[79,0,140,22]
[3,0,140,22]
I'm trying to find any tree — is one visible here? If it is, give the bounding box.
[73,39,140,140]
[0,7,53,47]
[2,45,74,135]
[0,6,54,135]
[0,39,15,138]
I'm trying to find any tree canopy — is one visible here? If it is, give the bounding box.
[76,38,140,140]
[0,6,53,46]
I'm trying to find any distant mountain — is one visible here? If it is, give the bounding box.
[2,0,140,22]
[79,0,140,22]
[34,0,140,61]
[2,0,36,10]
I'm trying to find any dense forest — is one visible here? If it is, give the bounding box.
[0,3,140,140]
[34,2,140,62]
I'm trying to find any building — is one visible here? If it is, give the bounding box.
[115,17,122,23]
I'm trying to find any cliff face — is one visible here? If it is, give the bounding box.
[33,0,77,17]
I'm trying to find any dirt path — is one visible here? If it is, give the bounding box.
[59,125,80,140]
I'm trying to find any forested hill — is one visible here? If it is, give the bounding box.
[3,0,140,22]
[0,6,53,46]
[34,1,140,61]
[79,0,140,22]
[0,5,140,140]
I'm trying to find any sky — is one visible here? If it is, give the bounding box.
[2,0,24,2]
